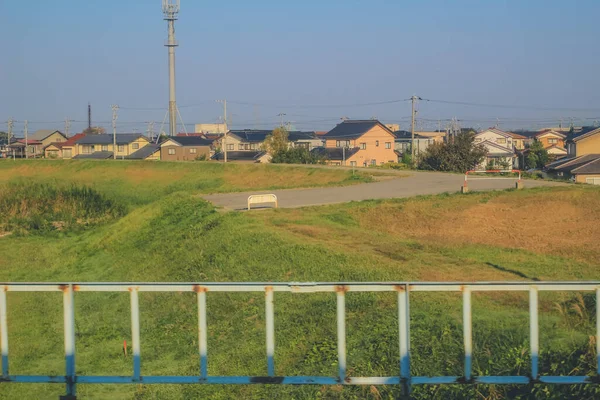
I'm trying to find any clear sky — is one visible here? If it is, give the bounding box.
[1,0,599,135]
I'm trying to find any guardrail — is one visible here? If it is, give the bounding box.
[0,282,599,399]
[247,194,278,210]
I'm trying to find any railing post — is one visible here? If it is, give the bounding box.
[130,288,141,381]
[596,288,600,376]
[336,287,346,383]
[529,287,539,381]
[0,287,8,378]
[463,287,472,381]
[265,287,275,377]
[197,289,208,380]
[398,285,411,395]
[63,284,76,398]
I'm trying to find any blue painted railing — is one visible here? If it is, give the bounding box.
[0,282,599,398]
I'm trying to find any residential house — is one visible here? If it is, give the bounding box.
[508,132,527,150]
[44,133,86,159]
[473,128,517,169]
[315,120,397,167]
[7,139,43,158]
[566,127,600,157]
[160,136,213,161]
[74,134,150,159]
[394,131,438,156]
[30,130,68,149]
[217,130,323,153]
[211,151,271,163]
[126,144,161,160]
[545,127,600,184]
[415,131,446,144]
[535,130,566,149]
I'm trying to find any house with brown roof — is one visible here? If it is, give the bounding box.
[545,127,600,184]
[160,136,213,161]
[44,133,86,159]
[315,120,397,167]
[535,130,566,149]
[31,130,68,149]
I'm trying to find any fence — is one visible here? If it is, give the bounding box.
[463,170,523,192]
[0,282,599,398]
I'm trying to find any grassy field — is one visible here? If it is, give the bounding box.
[0,161,599,399]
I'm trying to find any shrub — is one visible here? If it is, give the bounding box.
[0,182,126,235]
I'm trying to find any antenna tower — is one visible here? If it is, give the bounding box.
[162,0,180,137]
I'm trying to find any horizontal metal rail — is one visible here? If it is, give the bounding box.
[0,282,598,398]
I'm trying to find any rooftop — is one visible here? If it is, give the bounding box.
[323,120,393,139]
[77,134,147,145]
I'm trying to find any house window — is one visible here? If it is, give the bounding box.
[190,148,197,154]
[371,160,377,166]
[350,161,357,167]
[168,148,176,155]
[385,142,391,149]
[475,138,482,142]
[82,145,91,154]
[226,144,234,151]
[132,143,140,150]
[336,140,350,148]
[497,138,506,144]
[376,140,379,147]
[250,143,257,150]
[29,147,35,153]
[102,145,108,151]
[549,138,558,144]
[118,145,124,152]
[239,144,244,150]
[360,143,366,150]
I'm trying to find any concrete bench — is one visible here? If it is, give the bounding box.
[248,194,278,210]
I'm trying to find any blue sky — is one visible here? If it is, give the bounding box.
[1,0,599,135]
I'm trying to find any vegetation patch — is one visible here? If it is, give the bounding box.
[0,182,126,235]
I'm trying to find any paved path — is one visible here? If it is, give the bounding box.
[203,171,567,210]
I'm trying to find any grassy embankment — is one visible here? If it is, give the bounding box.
[0,160,599,399]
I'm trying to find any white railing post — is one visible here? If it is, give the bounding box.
[63,284,76,397]
[130,288,141,381]
[398,285,411,395]
[336,287,346,383]
[529,287,539,380]
[197,289,208,379]
[265,287,275,377]
[463,287,472,381]
[0,287,8,378]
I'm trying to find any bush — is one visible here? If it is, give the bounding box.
[420,132,487,173]
[0,182,126,235]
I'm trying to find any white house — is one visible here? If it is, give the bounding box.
[473,128,517,170]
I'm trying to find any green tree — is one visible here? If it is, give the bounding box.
[420,132,488,172]
[271,147,323,164]
[0,131,8,144]
[82,126,106,135]
[525,140,549,169]
[263,127,289,154]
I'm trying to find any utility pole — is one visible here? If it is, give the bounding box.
[111,105,119,160]
[64,118,72,137]
[216,100,228,163]
[24,120,28,159]
[7,118,14,146]
[88,103,92,131]
[410,96,421,166]
[163,0,180,137]
[278,113,286,127]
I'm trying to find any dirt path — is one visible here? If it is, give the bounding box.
[202,171,567,210]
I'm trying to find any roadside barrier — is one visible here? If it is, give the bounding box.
[462,169,523,193]
[248,194,278,210]
[0,282,599,398]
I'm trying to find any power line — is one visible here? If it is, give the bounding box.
[422,98,600,112]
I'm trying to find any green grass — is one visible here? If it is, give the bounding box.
[0,161,598,399]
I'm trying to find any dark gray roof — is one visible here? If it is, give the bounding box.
[310,147,360,161]
[566,127,600,142]
[394,131,431,140]
[169,136,214,146]
[73,151,114,159]
[77,134,146,145]
[126,144,160,159]
[572,157,600,174]
[322,120,392,139]
[211,151,267,161]
[228,130,317,143]
[547,154,600,173]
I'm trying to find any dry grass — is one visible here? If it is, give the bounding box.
[352,188,600,262]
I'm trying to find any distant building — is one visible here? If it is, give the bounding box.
[160,136,214,161]
[473,128,517,169]
[394,131,437,156]
[73,134,150,159]
[385,123,400,132]
[194,123,228,135]
[316,120,397,166]
[216,130,323,152]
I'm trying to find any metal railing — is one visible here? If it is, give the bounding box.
[0,282,599,398]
